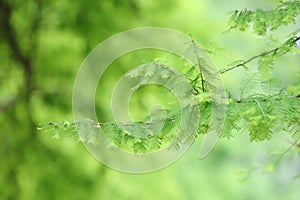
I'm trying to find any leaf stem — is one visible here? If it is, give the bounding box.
[191,39,205,92]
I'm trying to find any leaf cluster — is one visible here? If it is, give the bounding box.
[228,1,300,35]
[38,1,300,155]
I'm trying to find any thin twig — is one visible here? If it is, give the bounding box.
[44,92,300,128]
[47,117,177,127]
[219,36,300,74]
[235,93,300,104]
[233,9,274,13]
[281,139,300,156]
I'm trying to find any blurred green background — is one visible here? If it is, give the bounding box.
[0,0,299,199]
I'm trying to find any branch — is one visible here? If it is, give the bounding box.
[0,0,27,65]
[47,117,177,127]
[0,0,43,136]
[219,36,300,74]
[44,92,300,129]
[219,48,278,74]
[234,93,300,104]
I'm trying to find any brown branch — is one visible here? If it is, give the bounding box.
[0,0,27,65]
[47,117,177,128]
[288,140,300,148]
[234,9,274,13]
[0,1,33,93]
[234,93,300,104]
[219,36,300,74]
[45,93,300,127]
[0,0,42,136]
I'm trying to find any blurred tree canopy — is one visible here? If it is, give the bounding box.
[0,0,299,200]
